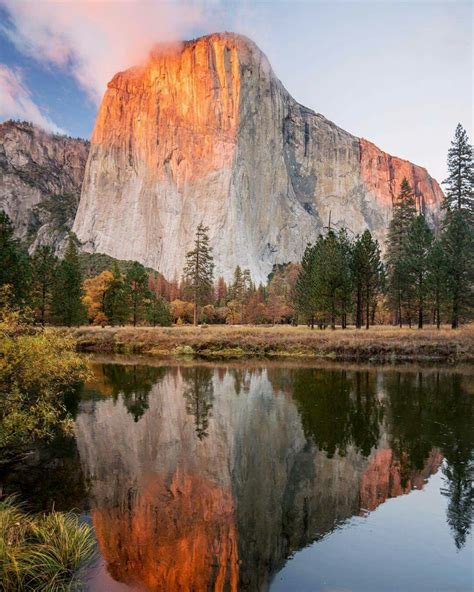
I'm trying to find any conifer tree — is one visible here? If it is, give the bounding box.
[295,243,318,328]
[125,261,150,326]
[336,229,353,329]
[51,237,86,326]
[438,125,474,328]
[184,223,214,325]
[31,246,58,324]
[104,262,129,325]
[0,210,30,303]
[404,215,433,329]
[385,178,417,326]
[351,230,383,329]
[427,239,446,329]
[442,124,474,218]
[441,211,473,328]
[146,294,172,326]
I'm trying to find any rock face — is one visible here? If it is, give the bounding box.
[0,120,89,253]
[74,363,442,591]
[73,32,443,282]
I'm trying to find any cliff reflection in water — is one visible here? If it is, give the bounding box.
[75,363,473,591]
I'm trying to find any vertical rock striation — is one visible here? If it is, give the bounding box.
[0,120,89,253]
[73,32,443,282]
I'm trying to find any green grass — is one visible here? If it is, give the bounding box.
[0,496,95,591]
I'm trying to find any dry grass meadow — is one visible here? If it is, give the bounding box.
[65,324,474,363]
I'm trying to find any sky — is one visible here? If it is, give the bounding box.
[0,0,472,182]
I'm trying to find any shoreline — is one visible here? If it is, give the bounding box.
[63,325,474,364]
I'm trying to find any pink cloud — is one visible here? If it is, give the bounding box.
[0,0,213,103]
[0,64,64,133]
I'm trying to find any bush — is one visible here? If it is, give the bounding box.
[0,298,89,451]
[0,496,95,591]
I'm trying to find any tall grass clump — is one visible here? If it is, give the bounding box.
[0,496,95,591]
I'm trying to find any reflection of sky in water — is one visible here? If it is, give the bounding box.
[271,469,473,592]
[5,362,472,591]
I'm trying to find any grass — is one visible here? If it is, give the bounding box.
[64,324,474,363]
[0,496,95,591]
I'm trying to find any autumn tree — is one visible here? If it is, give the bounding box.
[184,223,214,325]
[83,270,113,325]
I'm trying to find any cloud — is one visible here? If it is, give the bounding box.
[0,64,65,133]
[0,0,214,104]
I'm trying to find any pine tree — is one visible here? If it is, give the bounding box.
[386,178,417,326]
[125,262,149,326]
[184,223,214,325]
[427,239,446,329]
[351,230,383,329]
[336,229,353,329]
[0,210,30,303]
[441,211,473,328]
[403,215,433,329]
[31,246,58,324]
[104,262,129,325]
[295,243,318,328]
[440,125,474,328]
[146,294,172,326]
[442,124,474,218]
[51,237,86,326]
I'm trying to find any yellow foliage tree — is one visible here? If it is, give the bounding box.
[82,271,113,325]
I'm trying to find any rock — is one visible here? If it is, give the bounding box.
[77,33,442,281]
[0,120,89,254]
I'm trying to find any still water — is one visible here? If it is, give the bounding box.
[3,358,473,591]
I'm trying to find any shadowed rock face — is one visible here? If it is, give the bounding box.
[73,32,443,282]
[0,120,89,254]
[74,365,442,591]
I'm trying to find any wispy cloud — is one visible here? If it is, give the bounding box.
[0,64,64,133]
[0,0,213,103]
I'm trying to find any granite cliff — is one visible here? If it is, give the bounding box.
[0,120,89,254]
[73,32,443,282]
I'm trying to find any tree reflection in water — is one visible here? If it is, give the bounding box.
[71,363,472,591]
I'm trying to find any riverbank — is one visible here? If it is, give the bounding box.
[64,325,474,363]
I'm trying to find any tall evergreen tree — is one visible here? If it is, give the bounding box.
[184,223,214,325]
[146,294,172,326]
[404,215,433,329]
[125,262,149,326]
[351,230,383,329]
[295,243,318,328]
[442,124,474,218]
[438,125,474,328]
[441,211,473,328]
[51,237,86,326]
[31,246,58,324]
[104,262,129,325]
[386,178,417,326]
[337,229,353,329]
[427,239,446,329]
[0,210,30,303]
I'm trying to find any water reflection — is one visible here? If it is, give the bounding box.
[73,363,473,591]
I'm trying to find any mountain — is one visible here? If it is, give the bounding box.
[0,120,89,254]
[73,32,443,282]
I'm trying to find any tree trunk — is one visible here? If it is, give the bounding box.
[365,284,370,330]
[398,292,402,328]
[193,294,198,326]
[436,289,440,330]
[356,286,362,329]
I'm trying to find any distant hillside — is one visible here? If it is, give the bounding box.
[0,120,89,255]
